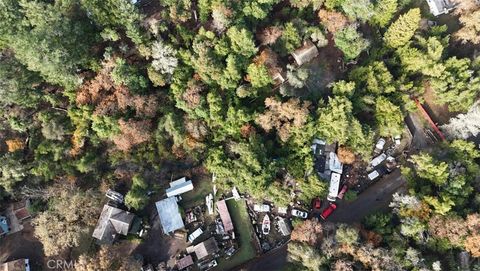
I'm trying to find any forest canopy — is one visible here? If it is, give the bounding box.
[0,0,479,270]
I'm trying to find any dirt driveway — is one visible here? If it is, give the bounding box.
[234,244,288,271]
[329,169,407,223]
[0,222,45,270]
[132,210,187,267]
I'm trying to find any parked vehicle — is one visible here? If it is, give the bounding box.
[262,215,271,235]
[312,198,322,210]
[225,247,237,258]
[106,189,124,204]
[367,165,388,181]
[199,259,217,271]
[374,138,386,154]
[320,203,337,220]
[337,185,348,199]
[370,153,387,167]
[253,204,270,213]
[291,209,308,219]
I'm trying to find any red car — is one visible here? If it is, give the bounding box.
[320,203,337,220]
[312,198,322,210]
[337,185,348,199]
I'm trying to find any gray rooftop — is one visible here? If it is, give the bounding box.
[426,0,455,16]
[291,40,319,66]
[166,180,194,197]
[92,205,135,244]
[156,197,185,234]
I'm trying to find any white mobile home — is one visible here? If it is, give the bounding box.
[327,172,341,202]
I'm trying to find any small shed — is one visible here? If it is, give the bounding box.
[176,255,194,270]
[194,237,219,260]
[166,177,194,198]
[291,40,319,66]
[155,197,185,234]
[0,259,30,271]
[216,200,234,232]
[12,200,31,222]
[426,0,455,16]
[188,227,203,243]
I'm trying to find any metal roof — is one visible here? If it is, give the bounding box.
[216,200,234,232]
[426,0,455,16]
[166,180,194,198]
[328,172,341,199]
[328,152,343,174]
[155,197,185,234]
[176,255,194,270]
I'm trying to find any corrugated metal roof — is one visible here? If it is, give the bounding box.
[156,197,185,234]
[166,180,194,197]
[426,0,454,16]
[170,177,187,187]
[176,255,194,270]
[216,200,234,232]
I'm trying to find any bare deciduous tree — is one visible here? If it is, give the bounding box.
[256,97,311,142]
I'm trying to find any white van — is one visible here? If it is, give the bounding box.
[370,153,387,167]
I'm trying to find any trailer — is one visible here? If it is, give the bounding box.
[327,172,341,201]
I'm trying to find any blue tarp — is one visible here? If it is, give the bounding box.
[0,216,9,235]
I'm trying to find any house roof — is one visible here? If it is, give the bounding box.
[176,255,194,270]
[216,200,234,232]
[12,201,26,211]
[92,205,134,244]
[166,180,194,198]
[0,259,30,271]
[426,0,455,16]
[194,237,219,260]
[14,209,30,221]
[155,197,185,234]
[291,40,319,66]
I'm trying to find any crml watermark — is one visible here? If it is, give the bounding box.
[47,259,75,270]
